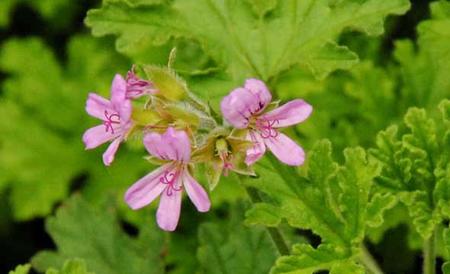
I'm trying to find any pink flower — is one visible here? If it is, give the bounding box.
[83,74,132,166]
[125,66,156,99]
[220,79,312,166]
[124,127,211,231]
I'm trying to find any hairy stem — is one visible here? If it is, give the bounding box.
[423,230,436,274]
[359,245,384,274]
[244,184,290,256]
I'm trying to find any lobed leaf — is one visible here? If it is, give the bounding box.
[85,0,410,105]
[0,36,150,220]
[370,99,450,239]
[9,264,31,274]
[0,0,76,28]
[444,226,450,273]
[197,204,277,274]
[244,140,384,273]
[393,1,450,110]
[31,196,165,274]
[9,260,95,274]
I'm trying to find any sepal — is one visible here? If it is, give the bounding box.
[143,65,188,101]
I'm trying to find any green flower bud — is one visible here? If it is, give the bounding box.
[143,65,188,101]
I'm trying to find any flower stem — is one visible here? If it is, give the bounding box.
[359,245,384,274]
[423,230,436,274]
[244,185,290,256]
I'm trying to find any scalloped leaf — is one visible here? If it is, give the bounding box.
[8,264,31,274]
[370,100,450,239]
[85,0,410,105]
[31,196,165,274]
[0,36,151,220]
[244,140,385,273]
[197,204,277,274]
[9,260,95,274]
[0,0,76,28]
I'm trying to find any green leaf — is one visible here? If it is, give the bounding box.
[45,259,95,274]
[0,0,14,27]
[85,0,409,102]
[273,59,400,161]
[0,37,85,219]
[443,226,450,274]
[197,204,277,274]
[365,193,397,228]
[0,0,76,28]
[244,140,383,273]
[366,203,411,244]
[393,1,450,110]
[245,0,278,17]
[9,260,95,274]
[245,203,282,227]
[0,36,154,220]
[31,196,165,274]
[8,264,31,274]
[370,99,450,239]
[273,0,450,162]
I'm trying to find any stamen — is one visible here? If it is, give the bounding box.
[257,118,279,139]
[104,110,121,134]
[159,170,182,196]
[219,151,233,176]
[126,67,154,98]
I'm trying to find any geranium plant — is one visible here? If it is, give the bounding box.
[2,1,450,274]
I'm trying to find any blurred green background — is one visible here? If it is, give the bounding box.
[0,0,449,273]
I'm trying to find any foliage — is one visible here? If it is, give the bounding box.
[0,0,77,28]
[85,0,410,106]
[444,226,450,273]
[197,204,277,274]
[31,196,165,274]
[10,260,94,274]
[394,1,450,110]
[244,140,395,273]
[370,100,450,239]
[9,264,31,274]
[281,61,399,154]
[272,0,450,157]
[0,36,151,220]
[3,0,450,274]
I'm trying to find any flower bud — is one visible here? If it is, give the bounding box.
[143,65,187,101]
[192,128,255,190]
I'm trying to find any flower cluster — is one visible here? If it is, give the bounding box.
[83,66,312,231]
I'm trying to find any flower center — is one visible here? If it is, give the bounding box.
[127,81,150,97]
[219,151,233,176]
[256,118,279,139]
[104,110,121,134]
[159,170,183,196]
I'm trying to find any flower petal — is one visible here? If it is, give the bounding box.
[102,138,122,166]
[143,127,191,162]
[157,185,182,231]
[244,78,272,110]
[119,99,132,125]
[245,131,266,165]
[124,164,171,210]
[264,132,305,166]
[85,93,113,120]
[182,170,210,212]
[261,99,313,128]
[110,74,127,110]
[220,88,255,128]
[126,68,156,98]
[82,124,117,149]
[220,79,272,128]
